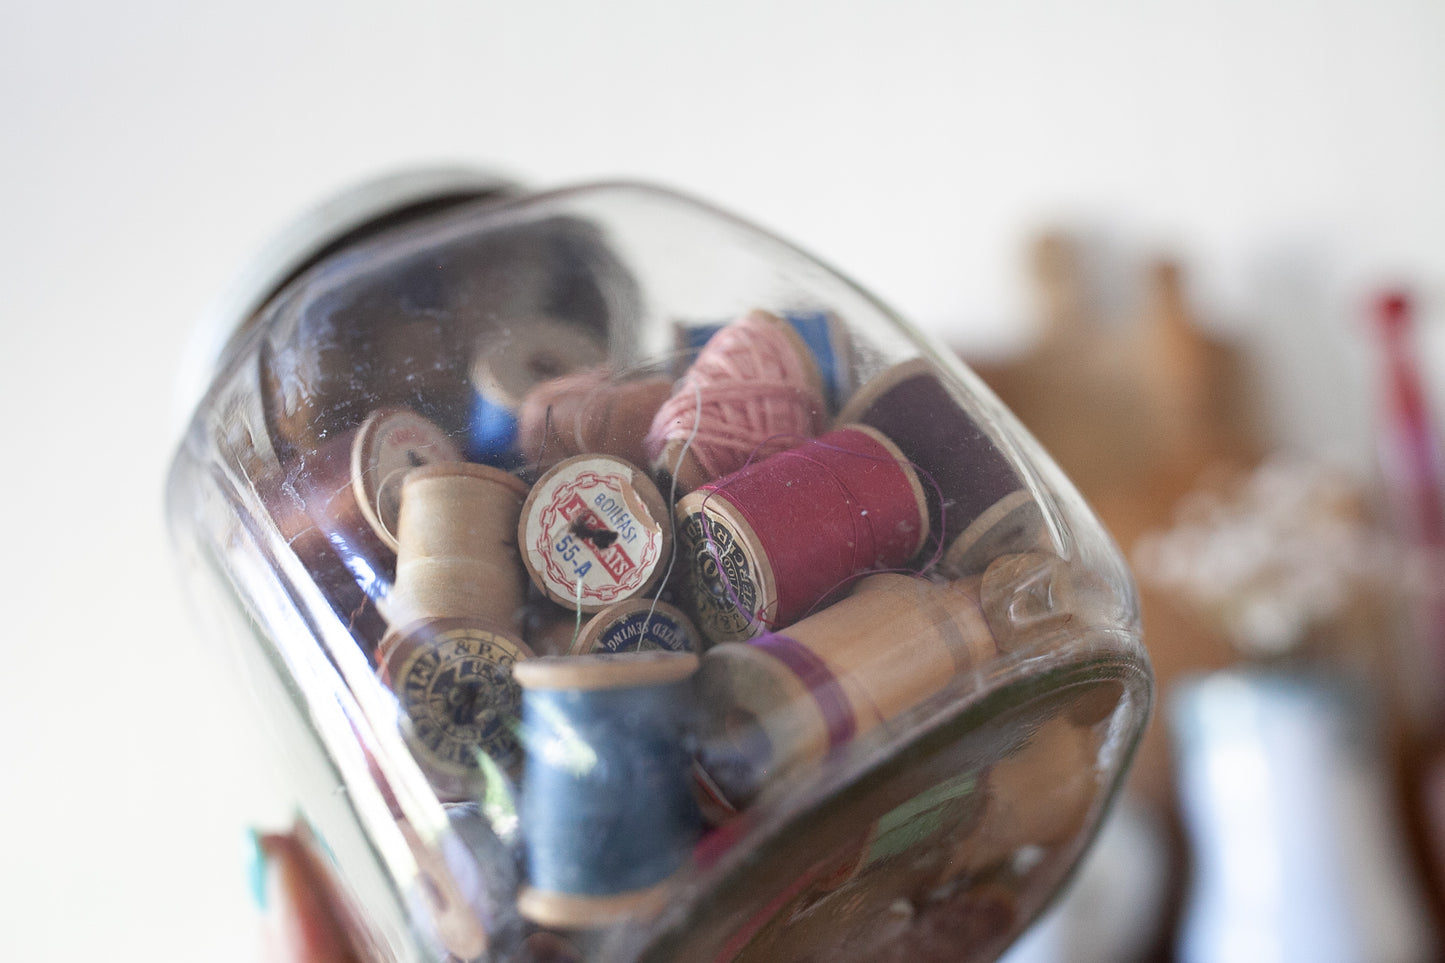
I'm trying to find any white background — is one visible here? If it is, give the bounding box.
[2,2,1443,959]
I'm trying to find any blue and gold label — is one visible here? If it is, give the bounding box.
[393,624,528,776]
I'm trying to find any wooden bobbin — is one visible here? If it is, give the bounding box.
[649,308,828,493]
[674,424,930,644]
[352,407,464,551]
[385,461,531,632]
[468,316,609,465]
[838,358,1050,576]
[265,406,460,657]
[518,455,671,614]
[568,598,702,656]
[694,573,997,808]
[514,652,702,930]
[380,617,535,801]
[517,368,675,474]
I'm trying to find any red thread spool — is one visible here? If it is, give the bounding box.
[675,424,930,643]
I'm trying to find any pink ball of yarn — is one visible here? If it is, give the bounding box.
[645,309,827,490]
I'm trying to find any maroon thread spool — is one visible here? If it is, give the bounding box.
[516,368,674,475]
[674,424,930,644]
[838,359,1048,577]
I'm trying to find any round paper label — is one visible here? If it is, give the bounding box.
[521,456,667,610]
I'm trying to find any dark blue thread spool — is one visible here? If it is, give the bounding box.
[570,599,702,656]
[514,652,702,929]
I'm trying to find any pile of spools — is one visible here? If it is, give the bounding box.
[266,303,1084,958]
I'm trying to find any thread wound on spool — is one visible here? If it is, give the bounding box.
[468,317,609,464]
[839,358,1048,576]
[519,455,670,612]
[517,367,674,473]
[570,598,702,656]
[695,574,993,807]
[676,424,930,643]
[351,407,462,552]
[515,652,701,928]
[647,309,827,491]
[672,309,855,412]
[387,461,531,631]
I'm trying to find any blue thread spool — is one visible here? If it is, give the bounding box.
[514,652,702,929]
[570,598,702,656]
[468,317,608,466]
[673,309,853,411]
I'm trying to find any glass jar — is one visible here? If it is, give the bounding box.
[167,174,1152,963]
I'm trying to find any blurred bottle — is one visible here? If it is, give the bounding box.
[1171,670,1436,963]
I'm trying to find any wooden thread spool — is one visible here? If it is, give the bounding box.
[672,309,856,412]
[380,617,534,801]
[514,652,702,929]
[647,308,827,492]
[352,407,464,552]
[266,407,460,656]
[518,455,671,614]
[467,316,609,466]
[568,598,702,656]
[695,573,996,808]
[386,461,531,632]
[674,424,930,644]
[838,358,1049,577]
[516,368,674,474]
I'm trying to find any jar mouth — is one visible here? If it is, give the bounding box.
[171,166,518,438]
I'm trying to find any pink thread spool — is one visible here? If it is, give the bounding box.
[646,309,828,492]
[674,424,930,644]
[516,367,674,474]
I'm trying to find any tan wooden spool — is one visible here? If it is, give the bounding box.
[385,461,531,632]
[695,573,998,807]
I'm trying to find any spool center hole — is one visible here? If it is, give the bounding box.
[570,518,617,549]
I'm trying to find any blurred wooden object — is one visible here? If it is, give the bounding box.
[968,233,1264,812]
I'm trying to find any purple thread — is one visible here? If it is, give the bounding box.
[753,633,856,749]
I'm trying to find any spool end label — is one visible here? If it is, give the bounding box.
[390,623,529,777]
[522,457,667,610]
[678,507,766,643]
[576,600,701,656]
